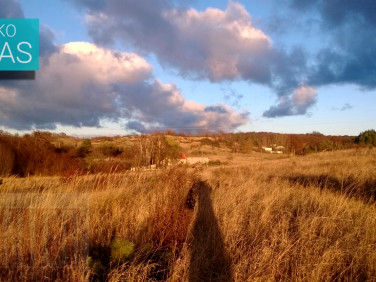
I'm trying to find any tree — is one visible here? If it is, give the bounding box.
[76,139,92,157]
[133,134,182,168]
[164,136,182,161]
[354,130,376,146]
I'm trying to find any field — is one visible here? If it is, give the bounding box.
[1,146,376,281]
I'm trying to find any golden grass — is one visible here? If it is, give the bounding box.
[1,148,376,281]
[205,148,376,281]
[0,168,198,281]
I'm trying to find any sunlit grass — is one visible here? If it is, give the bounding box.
[1,149,376,281]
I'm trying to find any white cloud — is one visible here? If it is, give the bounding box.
[81,1,272,82]
[61,42,152,84]
[0,42,249,132]
[163,3,271,80]
[64,0,319,118]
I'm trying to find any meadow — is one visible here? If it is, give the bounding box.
[1,147,376,281]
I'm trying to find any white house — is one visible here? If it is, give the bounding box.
[262,146,273,152]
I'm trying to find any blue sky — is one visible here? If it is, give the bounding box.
[1,0,375,136]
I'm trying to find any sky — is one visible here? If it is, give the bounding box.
[0,0,375,136]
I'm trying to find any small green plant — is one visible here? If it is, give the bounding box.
[87,256,106,277]
[110,239,135,263]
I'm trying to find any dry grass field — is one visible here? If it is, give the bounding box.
[1,148,376,281]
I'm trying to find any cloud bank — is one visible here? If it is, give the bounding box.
[0,0,249,133]
[0,42,248,132]
[2,0,374,133]
[65,0,317,116]
[67,0,376,118]
[285,0,376,89]
[82,1,273,83]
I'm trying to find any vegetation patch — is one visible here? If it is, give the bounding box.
[1,129,376,281]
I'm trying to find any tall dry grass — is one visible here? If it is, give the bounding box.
[203,148,376,281]
[0,167,198,281]
[1,148,376,281]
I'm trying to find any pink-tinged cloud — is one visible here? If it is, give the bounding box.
[61,42,153,84]
[263,85,317,117]
[162,2,271,80]
[118,79,249,133]
[66,0,312,117]
[292,86,317,108]
[78,1,273,83]
[0,42,249,132]
[64,0,376,119]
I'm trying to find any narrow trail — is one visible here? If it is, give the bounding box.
[186,180,233,282]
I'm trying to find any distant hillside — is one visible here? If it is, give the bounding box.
[0,129,368,177]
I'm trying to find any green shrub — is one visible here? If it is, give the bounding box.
[76,139,92,157]
[110,239,135,263]
[355,129,376,146]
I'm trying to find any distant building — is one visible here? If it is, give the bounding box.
[178,153,209,165]
[262,145,285,154]
[262,146,273,152]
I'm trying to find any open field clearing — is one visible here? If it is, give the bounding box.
[1,149,376,281]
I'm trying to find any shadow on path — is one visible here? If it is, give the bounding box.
[188,181,233,282]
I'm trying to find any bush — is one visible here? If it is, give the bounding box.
[355,129,376,146]
[100,143,122,157]
[0,131,82,176]
[76,139,92,157]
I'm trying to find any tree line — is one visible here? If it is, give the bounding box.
[0,131,182,176]
[0,129,374,177]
